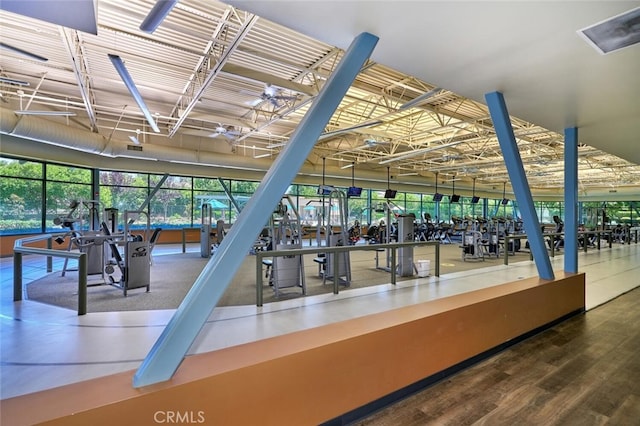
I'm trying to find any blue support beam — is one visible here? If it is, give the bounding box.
[564,127,579,273]
[133,32,379,388]
[485,91,554,280]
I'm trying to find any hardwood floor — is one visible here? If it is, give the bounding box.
[353,287,640,426]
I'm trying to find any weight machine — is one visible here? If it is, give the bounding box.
[55,199,106,278]
[102,210,156,296]
[266,196,306,297]
[199,197,228,258]
[371,201,415,277]
[103,208,119,234]
[201,210,226,258]
[316,189,352,286]
[460,230,485,261]
[396,213,416,276]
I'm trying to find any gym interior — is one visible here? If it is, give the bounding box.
[1,1,639,425]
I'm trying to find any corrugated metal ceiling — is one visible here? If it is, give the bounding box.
[1,0,638,196]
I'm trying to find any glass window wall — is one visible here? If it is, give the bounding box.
[2,154,638,235]
[0,158,43,234]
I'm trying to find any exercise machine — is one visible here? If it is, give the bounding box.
[432,220,453,244]
[347,220,361,245]
[103,207,119,234]
[552,215,564,249]
[371,200,414,276]
[102,210,158,296]
[200,202,213,258]
[370,202,394,272]
[396,213,416,276]
[416,213,435,242]
[55,199,106,277]
[460,230,485,261]
[317,189,351,286]
[480,226,499,257]
[266,196,306,297]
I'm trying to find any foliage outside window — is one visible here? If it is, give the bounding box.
[1,158,43,178]
[0,158,43,234]
[2,155,639,235]
[149,176,192,228]
[45,182,92,233]
[537,201,562,225]
[45,164,93,233]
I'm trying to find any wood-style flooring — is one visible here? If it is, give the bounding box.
[353,287,640,426]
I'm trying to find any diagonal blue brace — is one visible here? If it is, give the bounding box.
[133,32,379,388]
[485,91,554,280]
[564,127,578,273]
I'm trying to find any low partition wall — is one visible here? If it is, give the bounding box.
[1,272,585,426]
[0,229,185,257]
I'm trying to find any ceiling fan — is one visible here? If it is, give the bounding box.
[364,138,385,147]
[361,138,393,150]
[209,125,241,140]
[334,137,392,157]
[247,84,298,108]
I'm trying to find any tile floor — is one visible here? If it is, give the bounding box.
[1,242,638,400]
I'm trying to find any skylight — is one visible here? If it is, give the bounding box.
[579,7,640,54]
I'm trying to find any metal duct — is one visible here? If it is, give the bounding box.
[0,107,273,171]
[0,107,20,134]
[2,108,108,154]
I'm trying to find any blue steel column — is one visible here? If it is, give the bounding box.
[485,91,554,280]
[133,32,379,388]
[564,127,578,273]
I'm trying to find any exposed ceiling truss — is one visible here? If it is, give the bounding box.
[0,0,638,197]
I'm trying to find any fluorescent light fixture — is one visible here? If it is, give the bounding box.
[399,87,441,110]
[129,135,141,145]
[15,110,76,116]
[253,153,271,159]
[0,77,29,86]
[140,0,179,33]
[117,154,157,161]
[340,163,354,169]
[0,42,48,62]
[318,120,383,141]
[108,54,160,133]
[378,139,468,165]
[169,159,201,166]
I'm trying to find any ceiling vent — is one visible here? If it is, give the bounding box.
[578,7,640,54]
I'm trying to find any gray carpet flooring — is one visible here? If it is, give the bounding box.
[25,244,533,313]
